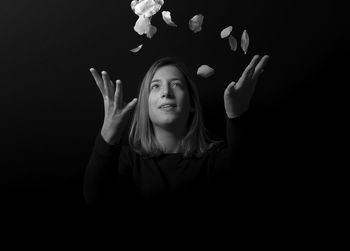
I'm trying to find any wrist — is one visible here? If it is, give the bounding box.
[101,128,121,146]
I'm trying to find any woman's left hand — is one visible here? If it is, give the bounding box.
[224,54,270,118]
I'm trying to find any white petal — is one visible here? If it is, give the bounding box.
[134,15,151,35]
[220,26,233,38]
[228,35,237,51]
[130,44,143,53]
[241,29,249,55]
[197,65,215,78]
[131,0,164,18]
[162,11,177,27]
[146,24,157,38]
[189,14,204,33]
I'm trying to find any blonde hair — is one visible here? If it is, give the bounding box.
[128,57,223,159]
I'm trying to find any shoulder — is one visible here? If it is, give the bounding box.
[206,140,227,155]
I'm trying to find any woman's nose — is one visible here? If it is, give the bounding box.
[161,84,173,97]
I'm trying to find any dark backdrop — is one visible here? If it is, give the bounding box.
[0,0,345,232]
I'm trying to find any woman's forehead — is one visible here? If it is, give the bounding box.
[152,65,184,80]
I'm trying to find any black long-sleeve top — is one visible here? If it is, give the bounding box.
[84,113,248,217]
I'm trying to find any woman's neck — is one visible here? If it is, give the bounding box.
[153,126,185,153]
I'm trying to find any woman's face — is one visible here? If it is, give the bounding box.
[148,65,193,129]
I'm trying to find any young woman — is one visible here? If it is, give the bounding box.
[84,55,269,213]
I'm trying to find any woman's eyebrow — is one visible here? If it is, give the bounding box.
[151,78,183,83]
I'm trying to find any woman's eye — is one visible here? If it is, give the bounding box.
[151,82,182,90]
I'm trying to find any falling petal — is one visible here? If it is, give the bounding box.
[220,26,233,38]
[131,0,164,18]
[162,11,177,27]
[146,24,157,38]
[241,29,249,55]
[134,15,152,35]
[228,35,237,51]
[130,44,143,53]
[189,14,204,33]
[197,65,215,78]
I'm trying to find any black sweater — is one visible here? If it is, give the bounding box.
[84,113,248,216]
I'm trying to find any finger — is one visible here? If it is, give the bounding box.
[236,55,261,89]
[110,78,115,90]
[114,79,123,108]
[225,81,236,93]
[239,55,261,82]
[252,55,270,81]
[90,68,105,96]
[109,80,117,103]
[123,98,138,115]
[102,71,114,101]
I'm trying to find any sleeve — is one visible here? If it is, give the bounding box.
[83,131,123,208]
[225,112,249,168]
[209,112,250,200]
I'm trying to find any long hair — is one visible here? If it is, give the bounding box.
[128,57,223,159]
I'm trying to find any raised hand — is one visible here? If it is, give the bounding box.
[90,68,138,145]
[224,55,270,118]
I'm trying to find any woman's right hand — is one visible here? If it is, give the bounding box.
[90,68,138,145]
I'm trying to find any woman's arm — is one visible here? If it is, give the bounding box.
[83,132,122,208]
[210,55,269,198]
[85,68,138,208]
[225,111,249,166]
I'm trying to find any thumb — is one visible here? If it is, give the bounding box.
[225,81,236,93]
[230,81,237,87]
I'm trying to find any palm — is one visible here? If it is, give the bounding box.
[224,55,270,118]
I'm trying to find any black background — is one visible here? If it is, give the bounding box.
[0,0,346,238]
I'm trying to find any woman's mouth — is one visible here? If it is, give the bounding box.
[160,105,177,111]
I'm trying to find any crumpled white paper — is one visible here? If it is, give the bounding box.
[220,26,233,38]
[162,11,177,27]
[146,24,157,38]
[131,0,164,18]
[134,15,150,34]
[131,0,164,37]
[197,65,215,78]
[241,29,249,54]
[189,14,204,33]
